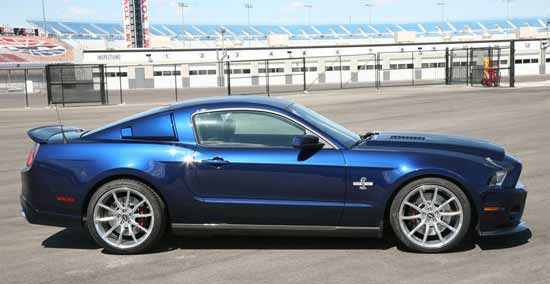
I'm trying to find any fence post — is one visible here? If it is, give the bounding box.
[411,52,415,86]
[266,59,270,97]
[467,48,472,86]
[510,40,515,88]
[339,55,343,89]
[226,61,231,96]
[118,66,124,104]
[24,69,29,108]
[45,66,51,105]
[60,68,65,107]
[174,64,179,101]
[375,53,381,90]
[302,57,307,93]
[103,66,109,105]
[445,48,450,85]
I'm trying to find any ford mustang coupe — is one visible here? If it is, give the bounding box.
[21,96,527,254]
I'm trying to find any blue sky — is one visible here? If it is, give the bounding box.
[3,0,550,27]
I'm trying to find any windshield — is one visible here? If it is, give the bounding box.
[289,103,361,149]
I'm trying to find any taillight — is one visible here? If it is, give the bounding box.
[26,143,39,168]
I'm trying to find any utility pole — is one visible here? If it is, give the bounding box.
[177,2,189,48]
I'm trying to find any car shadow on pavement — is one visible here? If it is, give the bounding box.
[154,234,395,252]
[42,228,100,250]
[41,227,532,254]
[476,228,532,251]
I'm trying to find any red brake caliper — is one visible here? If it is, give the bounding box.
[138,207,145,227]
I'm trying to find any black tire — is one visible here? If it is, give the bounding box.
[86,179,166,254]
[389,177,471,253]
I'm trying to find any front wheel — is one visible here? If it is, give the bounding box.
[86,179,165,254]
[389,178,471,253]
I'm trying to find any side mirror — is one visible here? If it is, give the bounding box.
[292,135,324,150]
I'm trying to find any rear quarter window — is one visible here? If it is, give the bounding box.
[121,113,177,141]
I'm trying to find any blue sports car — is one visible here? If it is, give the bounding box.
[21,96,527,254]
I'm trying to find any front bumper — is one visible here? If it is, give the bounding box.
[479,220,529,237]
[478,181,528,236]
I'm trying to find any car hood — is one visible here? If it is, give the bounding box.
[355,132,505,160]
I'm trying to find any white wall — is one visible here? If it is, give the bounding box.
[104,66,129,90]
[153,65,182,88]
[80,39,546,90]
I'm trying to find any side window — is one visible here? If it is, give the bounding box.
[194,110,306,148]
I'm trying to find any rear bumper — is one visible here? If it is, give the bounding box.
[478,181,528,236]
[21,165,82,228]
[20,194,81,228]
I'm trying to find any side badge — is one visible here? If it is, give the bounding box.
[353,177,374,190]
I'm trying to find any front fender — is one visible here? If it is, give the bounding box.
[391,168,481,216]
[341,149,491,227]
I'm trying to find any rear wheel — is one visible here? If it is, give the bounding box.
[389,178,471,253]
[86,179,165,254]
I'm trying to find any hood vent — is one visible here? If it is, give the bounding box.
[389,135,426,141]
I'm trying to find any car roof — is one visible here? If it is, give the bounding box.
[164,95,293,112]
[83,96,294,139]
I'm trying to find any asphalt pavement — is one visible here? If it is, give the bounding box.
[1,83,549,283]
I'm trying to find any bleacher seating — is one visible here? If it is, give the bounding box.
[26,18,548,42]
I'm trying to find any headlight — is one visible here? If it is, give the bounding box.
[489,170,508,187]
[486,157,508,187]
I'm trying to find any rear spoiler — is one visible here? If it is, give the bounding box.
[27,125,83,144]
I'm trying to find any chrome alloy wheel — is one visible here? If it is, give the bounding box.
[398,185,464,249]
[92,187,154,250]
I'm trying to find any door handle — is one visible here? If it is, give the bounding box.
[202,157,230,168]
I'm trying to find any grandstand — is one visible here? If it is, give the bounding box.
[28,18,549,44]
[1,17,547,95]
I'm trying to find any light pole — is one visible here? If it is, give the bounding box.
[364,3,375,25]
[544,19,549,50]
[244,3,253,27]
[177,2,189,48]
[244,3,253,45]
[41,0,47,37]
[436,1,446,23]
[304,4,312,26]
[503,0,515,20]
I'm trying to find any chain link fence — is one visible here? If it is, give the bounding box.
[226,50,451,95]
[0,67,48,108]
[447,46,512,87]
[0,42,521,109]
